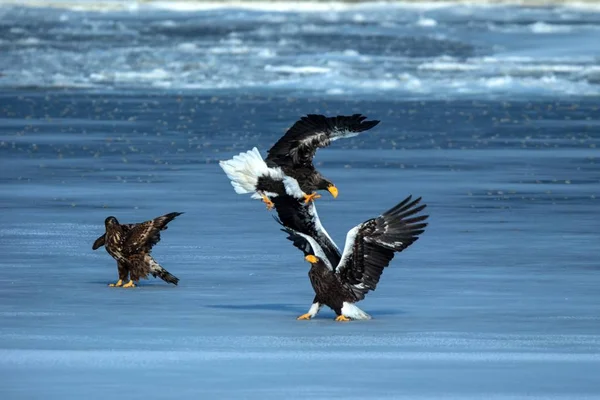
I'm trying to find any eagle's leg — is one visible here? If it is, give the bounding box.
[336,302,371,321]
[303,192,321,204]
[121,280,136,288]
[260,193,275,210]
[109,262,128,287]
[297,297,322,320]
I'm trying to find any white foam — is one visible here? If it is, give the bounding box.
[417,17,438,27]
[342,49,360,57]
[176,42,199,52]
[208,46,252,55]
[90,68,170,83]
[530,22,572,34]
[18,37,41,45]
[264,65,331,75]
[326,88,346,95]
[418,61,479,71]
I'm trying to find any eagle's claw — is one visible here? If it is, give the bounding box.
[335,315,351,322]
[260,194,275,210]
[303,192,321,204]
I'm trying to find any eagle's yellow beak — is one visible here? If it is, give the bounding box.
[327,185,338,199]
[305,255,318,264]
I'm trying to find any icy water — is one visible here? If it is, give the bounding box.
[1,1,600,400]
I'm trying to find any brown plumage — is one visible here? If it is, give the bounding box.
[92,212,183,288]
[281,196,428,321]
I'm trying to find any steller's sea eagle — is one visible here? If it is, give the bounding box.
[280,195,428,321]
[266,114,380,202]
[92,212,182,288]
[219,148,341,263]
[219,114,379,207]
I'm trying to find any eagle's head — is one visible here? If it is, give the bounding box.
[105,216,119,228]
[316,178,338,199]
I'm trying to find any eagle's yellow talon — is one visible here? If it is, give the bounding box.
[260,194,274,210]
[303,192,321,204]
[121,280,136,288]
[335,315,351,322]
[297,313,312,320]
[109,279,123,287]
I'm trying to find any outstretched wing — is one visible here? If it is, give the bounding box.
[336,196,428,300]
[266,114,380,168]
[272,193,341,268]
[124,212,183,254]
[92,234,106,250]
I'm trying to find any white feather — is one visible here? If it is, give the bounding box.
[308,203,340,254]
[219,147,284,196]
[282,176,305,199]
[146,255,162,274]
[330,128,359,141]
[341,302,371,320]
[305,302,322,318]
[293,230,334,271]
[336,225,360,273]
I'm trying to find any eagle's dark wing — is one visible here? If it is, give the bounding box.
[92,223,136,250]
[92,234,106,250]
[266,114,380,168]
[273,194,341,268]
[124,212,183,254]
[336,196,428,300]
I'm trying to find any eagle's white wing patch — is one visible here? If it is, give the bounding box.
[335,225,360,273]
[292,230,334,271]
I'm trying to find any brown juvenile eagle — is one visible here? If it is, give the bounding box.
[219,114,379,209]
[280,195,428,321]
[92,212,182,288]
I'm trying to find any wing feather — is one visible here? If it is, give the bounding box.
[124,212,183,254]
[92,234,106,250]
[266,114,380,168]
[272,195,341,267]
[336,196,429,300]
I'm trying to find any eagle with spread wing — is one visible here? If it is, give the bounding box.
[266,113,379,202]
[92,212,182,288]
[280,195,428,321]
[219,114,379,209]
[220,150,341,263]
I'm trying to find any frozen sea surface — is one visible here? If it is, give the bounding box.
[1,92,599,399]
[1,1,600,399]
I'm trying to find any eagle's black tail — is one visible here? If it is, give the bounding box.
[155,268,180,286]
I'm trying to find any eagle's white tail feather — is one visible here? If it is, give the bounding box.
[219,147,269,195]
